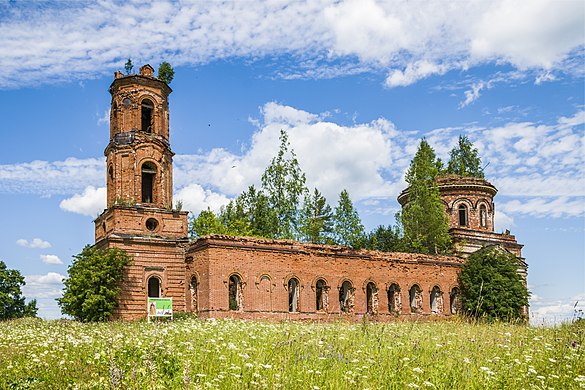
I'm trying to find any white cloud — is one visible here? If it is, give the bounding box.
[26,272,65,285]
[385,61,451,87]
[16,238,52,249]
[97,108,110,126]
[494,210,514,232]
[0,157,104,195]
[59,186,106,217]
[1,103,583,221]
[499,197,584,218]
[471,0,585,69]
[175,102,399,204]
[529,293,585,326]
[459,82,485,108]
[535,71,556,85]
[175,184,230,215]
[22,272,66,319]
[0,1,582,88]
[40,254,64,265]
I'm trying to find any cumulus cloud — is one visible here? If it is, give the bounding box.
[22,272,66,319]
[530,293,585,326]
[2,103,583,221]
[0,1,582,88]
[40,254,63,265]
[59,186,106,217]
[471,0,585,69]
[175,184,230,215]
[16,238,51,249]
[385,61,451,87]
[175,102,399,204]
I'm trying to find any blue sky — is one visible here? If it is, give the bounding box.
[0,0,583,324]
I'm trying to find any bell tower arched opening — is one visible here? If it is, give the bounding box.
[141,99,154,133]
[141,162,156,203]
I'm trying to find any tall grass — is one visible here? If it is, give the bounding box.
[0,316,583,389]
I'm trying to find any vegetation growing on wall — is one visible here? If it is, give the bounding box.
[401,138,452,255]
[447,135,485,178]
[191,133,494,256]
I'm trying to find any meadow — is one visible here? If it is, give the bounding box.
[0,316,583,389]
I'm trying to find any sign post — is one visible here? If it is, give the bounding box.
[147,297,173,323]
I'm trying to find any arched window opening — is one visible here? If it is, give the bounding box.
[450,287,461,315]
[430,286,443,314]
[288,278,300,313]
[108,165,114,182]
[339,281,354,313]
[229,275,242,311]
[141,99,154,133]
[141,162,156,203]
[147,276,161,298]
[258,275,272,312]
[458,204,468,226]
[409,285,422,313]
[189,276,198,313]
[480,204,487,228]
[387,283,401,314]
[315,279,328,311]
[366,282,378,315]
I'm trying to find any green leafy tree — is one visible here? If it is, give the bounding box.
[459,246,529,322]
[0,260,37,320]
[124,58,133,75]
[261,130,308,239]
[58,246,130,322]
[157,61,175,84]
[447,135,484,178]
[191,208,225,237]
[366,223,405,252]
[238,185,276,238]
[218,199,253,237]
[299,188,334,244]
[333,189,366,249]
[402,138,452,254]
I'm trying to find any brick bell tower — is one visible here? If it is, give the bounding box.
[94,64,189,320]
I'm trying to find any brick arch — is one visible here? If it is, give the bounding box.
[255,273,274,288]
[451,197,474,209]
[474,198,493,212]
[225,271,246,289]
[145,272,165,298]
[361,278,378,292]
[337,277,354,289]
[310,275,329,290]
[283,273,302,289]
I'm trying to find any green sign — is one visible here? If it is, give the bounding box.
[147,297,173,321]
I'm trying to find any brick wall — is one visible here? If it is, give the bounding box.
[185,235,464,321]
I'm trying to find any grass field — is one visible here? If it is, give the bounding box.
[0,316,583,389]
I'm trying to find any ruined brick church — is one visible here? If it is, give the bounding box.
[94,65,527,321]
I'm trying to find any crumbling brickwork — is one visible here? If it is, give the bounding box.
[184,235,464,321]
[93,65,526,321]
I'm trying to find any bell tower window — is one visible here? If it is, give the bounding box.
[458,204,468,226]
[141,99,154,133]
[141,162,156,203]
[480,204,487,228]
